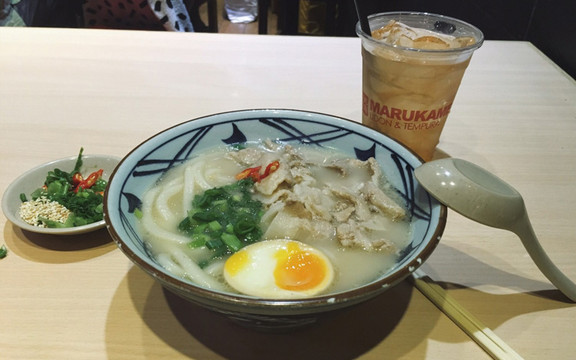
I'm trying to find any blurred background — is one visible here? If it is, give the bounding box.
[1,0,574,79]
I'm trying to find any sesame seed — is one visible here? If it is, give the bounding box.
[19,197,71,227]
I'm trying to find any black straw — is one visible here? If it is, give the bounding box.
[353,0,371,35]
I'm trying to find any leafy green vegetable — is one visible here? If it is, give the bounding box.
[0,245,7,259]
[179,178,263,257]
[23,148,108,228]
[47,188,105,226]
[38,216,75,228]
[92,178,107,192]
[72,147,84,174]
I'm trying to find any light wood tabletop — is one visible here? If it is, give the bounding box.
[1,27,574,360]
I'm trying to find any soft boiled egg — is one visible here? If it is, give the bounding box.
[223,239,334,299]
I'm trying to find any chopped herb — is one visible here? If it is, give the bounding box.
[179,178,263,256]
[20,148,108,228]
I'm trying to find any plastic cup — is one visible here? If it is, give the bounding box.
[356,12,484,161]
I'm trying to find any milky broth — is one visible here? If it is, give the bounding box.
[140,142,413,296]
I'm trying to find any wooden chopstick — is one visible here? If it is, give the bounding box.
[412,269,524,360]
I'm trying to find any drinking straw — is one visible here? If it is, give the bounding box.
[352,0,371,35]
[412,269,525,360]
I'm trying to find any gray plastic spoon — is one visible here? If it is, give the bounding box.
[414,158,576,302]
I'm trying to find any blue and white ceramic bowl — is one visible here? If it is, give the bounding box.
[104,109,446,329]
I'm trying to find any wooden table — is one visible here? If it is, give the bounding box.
[1,27,574,359]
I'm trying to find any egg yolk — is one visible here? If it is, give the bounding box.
[273,243,327,292]
[225,250,249,276]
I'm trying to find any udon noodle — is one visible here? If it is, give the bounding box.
[140,141,413,296]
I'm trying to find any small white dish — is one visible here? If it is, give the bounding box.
[2,154,121,235]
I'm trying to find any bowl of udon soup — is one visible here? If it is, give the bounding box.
[104,109,447,329]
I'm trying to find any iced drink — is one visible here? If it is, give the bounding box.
[357,12,483,161]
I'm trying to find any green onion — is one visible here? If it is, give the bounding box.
[206,238,224,250]
[221,233,242,252]
[188,236,209,249]
[208,220,222,232]
[178,178,263,259]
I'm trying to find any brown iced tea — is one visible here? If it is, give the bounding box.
[357,13,483,161]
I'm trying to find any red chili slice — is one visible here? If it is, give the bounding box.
[235,161,280,183]
[75,169,103,192]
